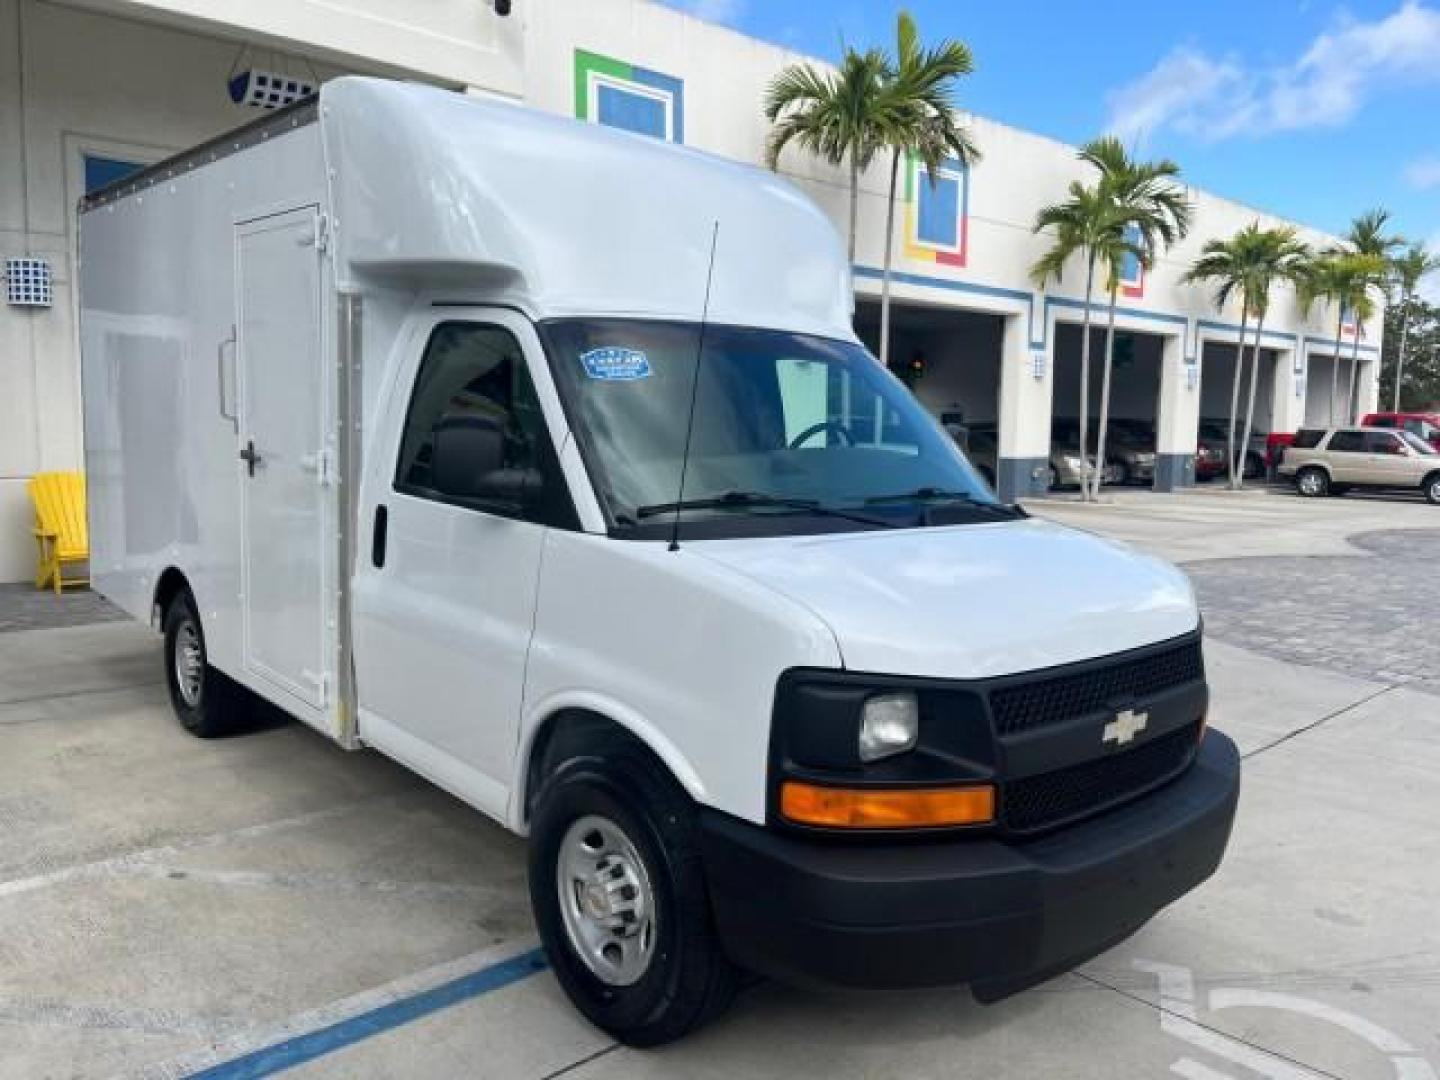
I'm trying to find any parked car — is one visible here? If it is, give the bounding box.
[1196,419,1266,481]
[1100,418,1158,485]
[1279,427,1440,503]
[1051,419,1123,489]
[963,424,999,488]
[961,421,1118,492]
[1360,411,1440,450]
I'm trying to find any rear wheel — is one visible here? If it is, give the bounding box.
[1295,466,1329,498]
[528,743,737,1046]
[162,591,251,737]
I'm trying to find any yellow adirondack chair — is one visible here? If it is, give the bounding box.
[28,471,89,595]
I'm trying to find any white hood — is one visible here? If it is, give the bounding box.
[692,519,1197,679]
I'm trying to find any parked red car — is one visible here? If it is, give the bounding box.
[1360,412,1440,450]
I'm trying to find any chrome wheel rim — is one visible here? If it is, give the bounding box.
[1298,472,1322,495]
[174,618,204,708]
[556,814,656,987]
[1430,480,1440,502]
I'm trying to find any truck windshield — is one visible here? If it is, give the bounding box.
[540,319,1000,538]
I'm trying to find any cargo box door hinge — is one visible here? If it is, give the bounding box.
[299,214,329,253]
[301,448,337,487]
[301,669,331,708]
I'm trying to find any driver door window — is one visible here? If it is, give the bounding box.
[395,322,574,528]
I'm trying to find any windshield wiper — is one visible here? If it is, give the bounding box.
[635,490,897,528]
[864,487,1026,518]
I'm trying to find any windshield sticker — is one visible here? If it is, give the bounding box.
[580,347,652,381]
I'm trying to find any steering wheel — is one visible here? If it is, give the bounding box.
[788,420,856,450]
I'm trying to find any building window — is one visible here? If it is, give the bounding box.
[1119,223,1145,298]
[574,49,684,143]
[904,154,968,268]
[83,154,145,195]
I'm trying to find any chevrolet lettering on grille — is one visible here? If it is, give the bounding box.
[1103,708,1149,747]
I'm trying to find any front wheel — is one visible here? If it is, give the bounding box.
[1295,467,1329,498]
[528,748,737,1046]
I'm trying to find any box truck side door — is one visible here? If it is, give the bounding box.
[235,206,331,712]
[352,310,575,822]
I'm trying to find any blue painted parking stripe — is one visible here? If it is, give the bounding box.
[188,947,548,1079]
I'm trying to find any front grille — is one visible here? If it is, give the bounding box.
[989,637,1204,736]
[1002,722,1201,833]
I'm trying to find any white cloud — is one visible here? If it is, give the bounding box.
[667,0,746,26]
[1404,156,1440,189]
[1106,2,1440,143]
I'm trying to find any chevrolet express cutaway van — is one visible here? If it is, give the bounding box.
[79,78,1240,1045]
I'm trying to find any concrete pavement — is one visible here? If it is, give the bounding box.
[1,489,1437,1079]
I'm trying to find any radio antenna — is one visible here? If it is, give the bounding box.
[669,220,721,553]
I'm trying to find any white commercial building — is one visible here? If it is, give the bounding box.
[0,0,1382,581]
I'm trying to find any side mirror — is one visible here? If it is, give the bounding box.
[430,415,544,506]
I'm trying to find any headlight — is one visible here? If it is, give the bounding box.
[858,691,919,762]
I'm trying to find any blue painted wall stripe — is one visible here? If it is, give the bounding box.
[189,948,548,1080]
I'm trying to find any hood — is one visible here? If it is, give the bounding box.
[691,519,1197,679]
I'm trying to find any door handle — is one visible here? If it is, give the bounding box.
[239,440,263,477]
[217,327,237,432]
[372,505,388,568]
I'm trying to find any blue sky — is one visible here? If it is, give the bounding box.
[667,0,1440,298]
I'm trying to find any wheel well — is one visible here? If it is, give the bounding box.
[1423,469,1440,489]
[152,568,191,624]
[523,709,671,823]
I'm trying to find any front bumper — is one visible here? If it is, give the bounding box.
[700,731,1239,999]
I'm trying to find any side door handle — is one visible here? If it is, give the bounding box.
[372,505,388,568]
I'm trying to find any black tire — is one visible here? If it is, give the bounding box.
[1294,466,1329,498]
[162,591,251,737]
[528,744,737,1047]
[1425,472,1440,505]
[1243,453,1265,481]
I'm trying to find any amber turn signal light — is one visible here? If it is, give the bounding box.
[780,781,996,829]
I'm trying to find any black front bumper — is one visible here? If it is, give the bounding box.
[700,731,1240,999]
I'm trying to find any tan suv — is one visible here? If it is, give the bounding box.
[1279,427,1440,504]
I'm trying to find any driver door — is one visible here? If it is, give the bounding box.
[351,309,575,821]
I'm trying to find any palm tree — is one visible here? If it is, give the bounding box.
[1031,182,1130,500]
[1341,210,1403,420]
[1390,244,1440,410]
[1300,253,1386,425]
[1183,224,1310,489]
[875,11,980,371]
[1084,139,1192,500]
[765,47,889,264]
[1347,208,1405,261]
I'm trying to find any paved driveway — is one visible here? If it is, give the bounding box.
[2,489,1437,1079]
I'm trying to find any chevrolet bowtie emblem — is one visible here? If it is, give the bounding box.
[1103,708,1148,746]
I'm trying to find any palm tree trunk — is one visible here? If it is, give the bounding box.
[1394,290,1413,413]
[1226,311,1249,490]
[1078,258,1096,501]
[847,155,859,267]
[1346,324,1363,424]
[1238,312,1266,490]
[879,149,900,372]
[1329,310,1344,427]
[1091,287,1120,501]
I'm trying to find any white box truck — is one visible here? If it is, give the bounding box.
[79,77,1240,1045]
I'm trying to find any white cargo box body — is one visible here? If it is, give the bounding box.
[79,77,851,746]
